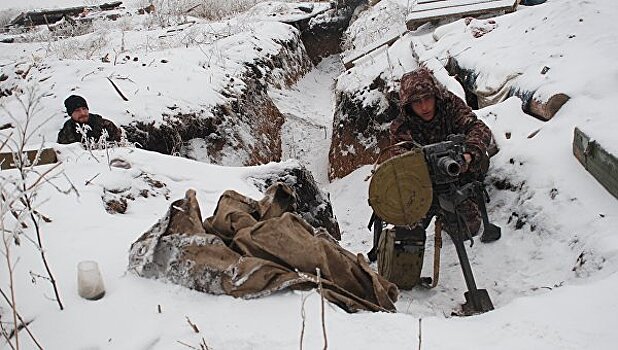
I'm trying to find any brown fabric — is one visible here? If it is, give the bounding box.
[204,190,260,242]
[231,212,398,311]
[391,67,492,175]
[130,185,398,313]
[204,183,300,242]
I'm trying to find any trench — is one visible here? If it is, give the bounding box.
[270,11,601,319]
[269,55,343,187]
[121,0,598,318]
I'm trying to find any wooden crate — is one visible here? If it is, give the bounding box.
[573,127,618,199]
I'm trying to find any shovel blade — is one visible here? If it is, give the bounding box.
[461,289,494,315]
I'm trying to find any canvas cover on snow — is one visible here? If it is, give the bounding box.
[129,184,398,313]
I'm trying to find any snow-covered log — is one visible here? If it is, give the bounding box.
[446,56,570,120]
[8,1,123,27]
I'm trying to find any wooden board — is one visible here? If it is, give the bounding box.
[573,127,618,200]
[413,0,514,13]
[341,30,407,70]
[8,1,122,27]
[0,148,58,170]
[406,0,518,30]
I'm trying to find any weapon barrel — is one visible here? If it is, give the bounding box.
[437,156,461,177]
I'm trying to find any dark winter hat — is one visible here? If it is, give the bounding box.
[399,67,439,107]
[64,95,88,115]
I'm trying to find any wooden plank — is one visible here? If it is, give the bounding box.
[0,148,58,170]
[341,30,407,70]
[413,0,513,14]
[408,0,517,20]
[573,127,618,200]
[418,0,450,4]
[406,0,517,30]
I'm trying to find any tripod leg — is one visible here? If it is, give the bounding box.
[445,210,494,315]
[474,184,501,243]
[367,215,382,262]
[451,233,494,315]
[431,219,442,288]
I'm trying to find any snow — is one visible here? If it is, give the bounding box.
[2,0,618,349]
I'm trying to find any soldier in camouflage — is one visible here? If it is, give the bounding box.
[390,67,500,243]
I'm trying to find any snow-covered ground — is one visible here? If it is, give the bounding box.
[2,0,618,349]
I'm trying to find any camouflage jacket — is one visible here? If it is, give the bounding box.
[57,113,122,145]
[390,68,492,174]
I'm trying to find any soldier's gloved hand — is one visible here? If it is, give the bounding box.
[461,153,473,173]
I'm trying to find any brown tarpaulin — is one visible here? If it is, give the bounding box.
[129,184,398,313]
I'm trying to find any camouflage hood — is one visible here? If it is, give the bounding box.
[399,67,446,113]
[397,67,452,143]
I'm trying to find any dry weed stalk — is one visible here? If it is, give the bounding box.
[299,291,309,350]
[2,89,65,311]
[0,88,72,349]
[0,288,43,349]
[186,316,200,333]
[315,268,328,350]
[1,232,18,349]
[418,318,422,350]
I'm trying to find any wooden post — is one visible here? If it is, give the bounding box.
[573,127,618,199]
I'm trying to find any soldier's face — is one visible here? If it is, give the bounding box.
[410,96,436,121]
[71,107,89,123]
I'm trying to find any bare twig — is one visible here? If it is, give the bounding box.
[0,131,14,152]
[106,76,129,101]
[29,271,52,282]
[316,268,328,350]
[0,322,17,350]
[2,232,19,349]
[185,3,204,14]
[0,293,43,350]
[299,291,309,350]
[186,316,200,333]
[84,173,101,186]
[25,162,61,191]
[62,172,80,197]
[418,318,422,350]
[1,192,28,229]
[19,172,64,310]
[8,89,65,311]
[177,340,199,350]
[200,337,210,350]
[80,70,98,81]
